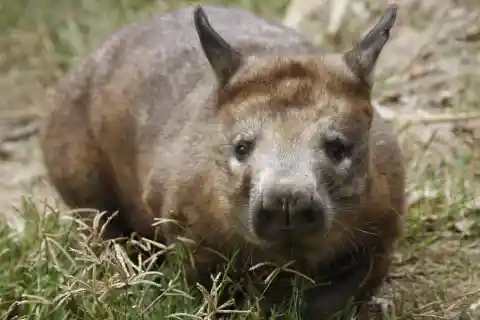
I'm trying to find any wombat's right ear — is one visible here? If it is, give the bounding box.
[194,6,243,87]
[343,5,397,87]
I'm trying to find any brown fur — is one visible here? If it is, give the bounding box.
[40,4,405,319]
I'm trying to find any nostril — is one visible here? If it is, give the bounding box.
[259,208,274,224]
[300,207,317,224]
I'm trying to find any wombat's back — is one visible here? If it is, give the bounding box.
[84,4,318,141]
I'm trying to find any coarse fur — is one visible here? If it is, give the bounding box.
[40,3,406,319]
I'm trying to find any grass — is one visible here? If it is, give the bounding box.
[0,202,193,319]
[0,0,479,319]
[0,199,350,319]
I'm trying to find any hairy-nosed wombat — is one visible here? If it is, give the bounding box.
[41,4,406,318]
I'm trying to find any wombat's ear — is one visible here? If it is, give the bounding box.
[343,5,397,87]
[194,6,243,86]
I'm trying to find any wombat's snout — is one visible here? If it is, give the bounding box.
[252,179,325,242]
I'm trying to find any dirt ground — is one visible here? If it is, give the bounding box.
[0,0,479,318]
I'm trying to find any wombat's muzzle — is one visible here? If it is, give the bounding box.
[251,179,325,242]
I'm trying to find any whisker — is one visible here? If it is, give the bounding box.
[332,219,359,253]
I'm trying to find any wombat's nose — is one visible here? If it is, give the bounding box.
[253,182,324,241]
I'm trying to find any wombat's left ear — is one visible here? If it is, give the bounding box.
[343,5,397,87]
[194,6,243,87]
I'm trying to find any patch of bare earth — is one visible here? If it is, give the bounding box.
[0,0,479,318]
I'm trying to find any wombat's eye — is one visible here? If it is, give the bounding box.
[234,140,254,161]
[324,137,353,162]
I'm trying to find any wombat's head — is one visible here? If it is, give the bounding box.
[194,5,397,245]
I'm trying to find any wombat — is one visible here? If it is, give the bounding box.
[40,3,406,319]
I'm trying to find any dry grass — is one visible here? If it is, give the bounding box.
[0,201,353,319]
[0,0,479,319]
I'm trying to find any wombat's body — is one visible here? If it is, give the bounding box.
[41,4,406,319]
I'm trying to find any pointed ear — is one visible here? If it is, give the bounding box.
[343,5,397,87]
[193,6,243,87]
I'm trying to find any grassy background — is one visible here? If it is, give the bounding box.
[0,0,479,319]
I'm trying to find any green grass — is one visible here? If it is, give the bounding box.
[0,199,237,319]
[0,198,359,319]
